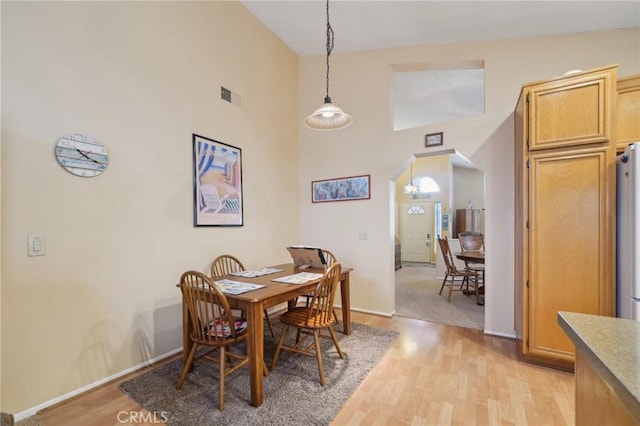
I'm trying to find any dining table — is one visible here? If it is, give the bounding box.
[454,250,485,304]
[454,250,485,264]
[179,262,353,407]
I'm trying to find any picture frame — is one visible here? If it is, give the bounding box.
[312,174,371,203]
[425,131,444,147]
[192,134,243,226]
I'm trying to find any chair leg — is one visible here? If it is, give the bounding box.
[218,346,226,411]
[439,274,448,295]
[313,329,326,386]
[333,308,340,324]
[270,325,289,371]
[470,274,476,294]
[447,277,454,302]
[327,325,343,359]
[472,272,482,305]
[176,343,199,389]
[264,309,276,338]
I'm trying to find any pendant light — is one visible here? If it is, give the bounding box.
[304,0,353,131]
[404,163,419,194]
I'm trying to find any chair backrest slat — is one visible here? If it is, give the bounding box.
[180,270,237,344]
[211,254,245,277]
[438,236,463,274]
[322,249,336,269]
[306,262,341,327]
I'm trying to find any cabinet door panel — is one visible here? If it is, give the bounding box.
[528,69,613,150]
[529,149,608,361]
[616,75,640,150]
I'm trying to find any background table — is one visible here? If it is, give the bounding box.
[454,251,485,304]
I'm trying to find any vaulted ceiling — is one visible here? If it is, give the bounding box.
[241,1,639,57]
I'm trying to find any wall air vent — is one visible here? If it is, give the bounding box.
[220,86,242,107]
[221,86,231,102]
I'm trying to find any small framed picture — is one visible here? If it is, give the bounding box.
[425,132,443,147]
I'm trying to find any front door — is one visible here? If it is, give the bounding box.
[401,202,434,263]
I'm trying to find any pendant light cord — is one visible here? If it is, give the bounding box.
[325,0,334,101]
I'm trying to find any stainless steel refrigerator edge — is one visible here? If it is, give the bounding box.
[616,142,640,320]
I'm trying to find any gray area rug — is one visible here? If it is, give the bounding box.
[15,415,42,426]
[395,263,484,330]
[120,323,398,425]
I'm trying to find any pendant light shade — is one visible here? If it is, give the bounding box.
[305,0,353,131]
[404,163,419,194]
[305,96,353,130]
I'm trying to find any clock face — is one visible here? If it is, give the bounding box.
[55,134,109,177]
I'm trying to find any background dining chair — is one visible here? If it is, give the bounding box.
[457,231,484,251]
[299,249,340,324]
[458,231,485,287]
[210,254,276,338]
[270,262,344,386]
[437,236,479,302]
[176,270,249,411]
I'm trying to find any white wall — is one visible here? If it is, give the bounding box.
[299,29,640,336]
[1,2,299,415]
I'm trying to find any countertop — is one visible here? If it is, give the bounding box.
[557,311,640,422]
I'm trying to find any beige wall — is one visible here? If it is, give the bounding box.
[299,29,640,334]
[1,2,299,415]
[453,167,484,212]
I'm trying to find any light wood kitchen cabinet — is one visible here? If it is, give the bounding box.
[616,74,640,153]
[514,65,617,371]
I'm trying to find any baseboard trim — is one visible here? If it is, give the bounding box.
[345,306,394,317]
[14,348,183,422]
[484,329,516,339]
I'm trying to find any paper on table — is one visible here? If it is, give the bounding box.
[271,272,323,285]
[228,267,283,278]
[214,279,265,295]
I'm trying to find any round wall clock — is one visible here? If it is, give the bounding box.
[55,134,109,177]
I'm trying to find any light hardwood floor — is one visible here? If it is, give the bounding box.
[36,311,575,425]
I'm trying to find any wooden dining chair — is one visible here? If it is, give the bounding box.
[437,236,479,302]
[210,254,276,338]
[458,231,485,286]
[270,262,344,386]
[176,270,250,411]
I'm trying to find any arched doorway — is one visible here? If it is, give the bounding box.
[393,151,486,330]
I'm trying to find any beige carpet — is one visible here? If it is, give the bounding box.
[395,262,484,330]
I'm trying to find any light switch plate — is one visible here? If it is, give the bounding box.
[27,236,46,256]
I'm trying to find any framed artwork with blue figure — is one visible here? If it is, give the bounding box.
[193,134,243,226]
[312,174,371,203]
